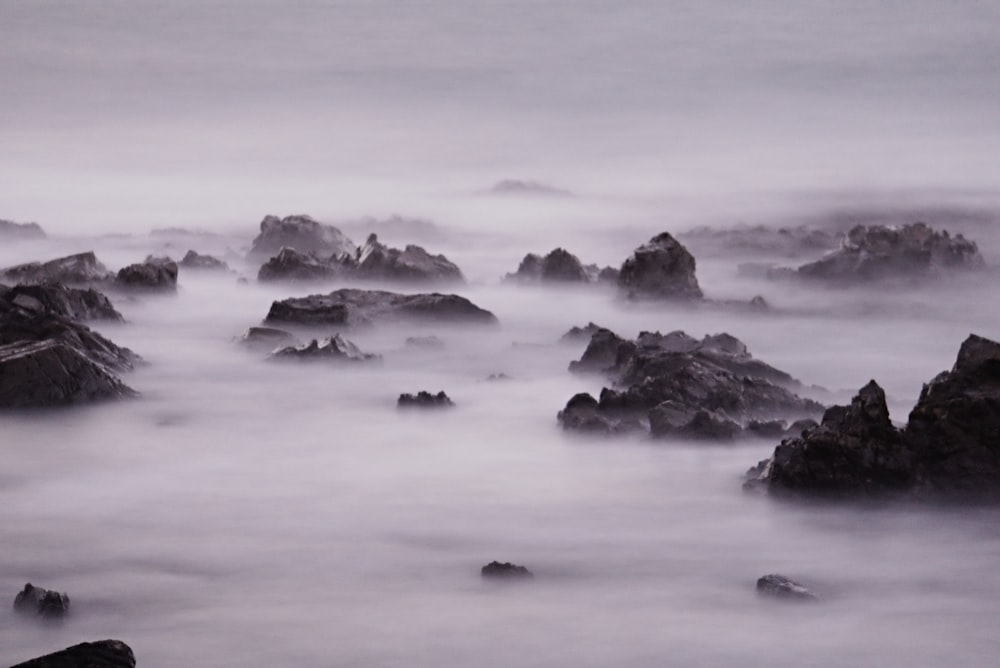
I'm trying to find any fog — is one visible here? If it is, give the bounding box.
[3,2,1000,666]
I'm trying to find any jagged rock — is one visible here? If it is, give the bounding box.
[560,322,606,343]
[248,214,356,260]
[405,335,445,349]
[115,256,178,291]
[179,250,230,271]
[237,326,297,351]
[14,583,70,618]
[265,288,497,327]
[398,390,454,408]
[560,329,822,439]
[679,225,838,258]
[481,561,534,578]
[3,252,113,286]
[506,248,616,285]
[1,284,122,321]
[618,232,703,300]
[341,234,464,283]
[0,219,46,240]
[9,639,135,668]
[592,265,620,283]
[756,574,817,601]
[257,247,339,282]
[796,222,984,283]
[268,335,379,362]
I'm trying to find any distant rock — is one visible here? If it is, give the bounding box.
[265,288,497,327]
[0,219,46,240]
[679,224,838,259]
[481,561,534,578]
[618,232,703,300]
[9,639,136,668]
[14,583,70,618]
[237,326,297,351]
[506,248,616,285]
[115,256,178,291]
[405,335,445,349]
[756,574,817,601]
[488,179,572,197]
[268,335,379,362]
[398,390,454,408]
[257,247,340,282]
[2,252,113,286]
[179,250,230,271]
[560,322,606,343]
[341,234,464,283]
[2,283,122,321]
[248,214,356,260]
[557,391,644,435]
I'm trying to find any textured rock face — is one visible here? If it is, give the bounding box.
[618,232,703,300]
[506,248,615,284]
[9,639,136,668]
[1,283,122,321]
[179,250,230,271]
[0,219,46,240]
[398,390,454,408]
[796,222,984,283]
[481,561,534,578]
[346,234,464,283]
[14,583,70,618]
[115,256,178,291]
[756,574,817,601]
[559,329,822,439]
[3,252,113,286]
[268,335,379,362]
[248,214,356,260]
[748,335,1000,497]
[265,288,497,327]
[257,247,339,282]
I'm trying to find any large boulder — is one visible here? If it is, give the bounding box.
[796,222,984,283]
[257,247,339,282]
[265,288,497,327]
[14,583,70,618]
[248,214,356,260]
[179,250,230,271]
[344,234,464,283]
[115,256,178,291]
[0,218,46,240]
[9,639,135,668]
[618,232,703,300]
[268,335,379,362]
[1,283,122,321]
[2,252,113,286]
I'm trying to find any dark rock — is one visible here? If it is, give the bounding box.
[0,219,46,240]
[237,326,297,350]
[481,561,534,578]
[341,234,464,283]
[568,328,631,373]
[257,247,339,282]
[14,583,70,617]
[796,222,984,283]
[405,335,445,349]
[115,256,178,291]
[746,419,788,439]
[756,574,817,601]
[179,250,230,271]
[560,322,606,343]
[265,288,497,327]
[3,252,113,286]
[248,214,356,260]
[2,283,122,321]
[398,390,454,408]
[506,248,616,285]
[268,335,379,362]
[596,266,620,283]
[556,392,644,435]
[9,639,135,668]
[649,401,741,440]
[618,232,703,300]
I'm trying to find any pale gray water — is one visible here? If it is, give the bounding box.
[2,1,1000,666]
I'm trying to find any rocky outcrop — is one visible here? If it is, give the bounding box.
[618,232,703,300]
[265,288,497,327]
[115,256,178,291]
[756,574,816,601]
[237,326,297,351]
[2,252,113,286]
[0,219,46,240]
[481,561,534,578]
[268,335,379,362]
[747,334,1000,497]
[257,247,339,282]
[248,214,356,260]
[179,250,230,271]
[506,248,616,285]
[560,322,606,343]
[14,583,70,618]
[341,234,464,283]
[9,639,135,668]
[1,284,122,321]
[679,225,838,259]
[398,390,454,408]
[559,329,822,439]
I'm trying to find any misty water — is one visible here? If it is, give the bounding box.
[3,1,1000,666]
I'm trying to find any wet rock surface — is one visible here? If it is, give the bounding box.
[269,334,379,362]
[756,574,817,601]
[1,283,122,321]
[3,252,113,286]
[618,232,703,300]
[0,218,46,240]
[179,250,230,271]
[14,583,70,618]
[257,247,340,282]
[9,639,136,668]
[481,561,533,578]
[248,214,356,260]
[265,288,497,327]
[398,390,454,408]
[115,256,178,291]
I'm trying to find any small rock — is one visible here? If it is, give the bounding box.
[756,574,817,601]
[398,391,454,408]
[14,583,70,617]
[481,561,534,578]
[268,335,379,362]
[115,256,178,291]
[179,250,230,271]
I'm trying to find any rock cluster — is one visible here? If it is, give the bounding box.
[398,390,454,408]
[506,248,617,284]
[679,224,838,258]
[14,583,70,618]
[268,335,379,362]
[248,214,356,260]
[258,247,340,282]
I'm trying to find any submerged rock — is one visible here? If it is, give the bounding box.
[268,335,379,362]
[1,283,122,321]
[756,574,817,601]
[481,561,534,578]
[0,218,46,240]
[257,247,339,282]
[2,252,113,286]
[265,288,497,327]
[14,583,70,618]
[618,232,703,300]
[115,256,178,291]
[398,390,454,408]
[179,250,230,271]
[9,639,136,668]
[343,234,464,283]
[248,213,356,260]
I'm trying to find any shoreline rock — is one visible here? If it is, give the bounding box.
[265,288,497,327]
[9,639,135,668]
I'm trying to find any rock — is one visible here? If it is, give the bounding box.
[0,219,46,240]
[679,225,838,259]
[237,326,297,351]
[488,179,572,197]
[3,252,113,286]
[756,574,817,601]
[506,248,616,285]
[481,561,534,578]
[796,222,984,283]
[398,390,454,408]
[13,583,70,617]
[248,214,356,260]
[268,335,379,362]
[2,283,122,321]
[257,247,339,282]
[485,373,510,381]
[746,419,788,439]
[405,335,445,349]
[115,256,178,291]
[178,250,230,271]
[560,329,822,439]
[595,266,620,283]
[343,234,464,283]
[560,322,606,343]
[9,639,136,668]
[618,232,703,300]
[265,288,497,327]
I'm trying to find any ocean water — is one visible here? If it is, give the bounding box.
[2,2,1000,666]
